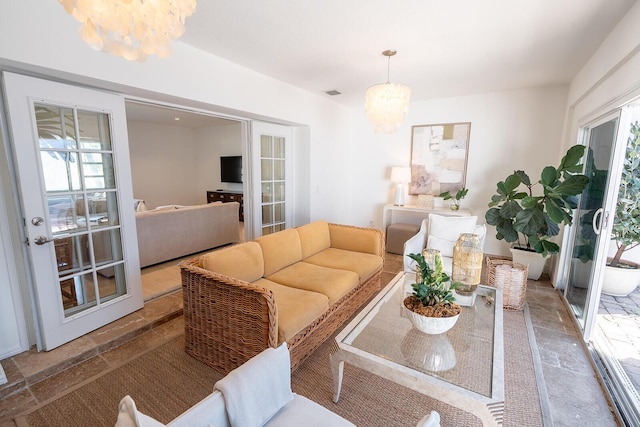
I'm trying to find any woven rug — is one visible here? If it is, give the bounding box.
[15,306,542,427]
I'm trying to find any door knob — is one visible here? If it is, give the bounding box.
[34,235,53,245]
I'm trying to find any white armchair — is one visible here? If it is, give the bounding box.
[403,214,486,275]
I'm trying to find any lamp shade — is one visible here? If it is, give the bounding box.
[391,166,411,183]
[365,82,411,134]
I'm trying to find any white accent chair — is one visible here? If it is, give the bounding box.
[403,214,487,275]
[115,342,442,427]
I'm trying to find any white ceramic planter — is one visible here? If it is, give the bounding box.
[510,247,547,280]
[601,263,640,297]
[404,307,459,335]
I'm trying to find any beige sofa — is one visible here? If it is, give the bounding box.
[179,220,384,373]
[136,202,240,268]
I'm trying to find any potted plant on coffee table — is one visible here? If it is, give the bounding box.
[602,121,640,296]
[404,251,461,334]
[485,145,590,280]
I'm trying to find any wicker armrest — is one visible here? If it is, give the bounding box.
[179,256,279,373]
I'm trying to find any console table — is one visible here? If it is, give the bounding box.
[382,204,472,236]
[207,191,244,221]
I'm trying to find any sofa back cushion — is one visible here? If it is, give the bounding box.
[256,229,303,277]
[202,242,264,282]
[296,220,331,259]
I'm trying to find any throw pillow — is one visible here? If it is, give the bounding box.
[426,214,478,257]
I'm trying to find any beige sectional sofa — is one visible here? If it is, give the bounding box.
[136,202,240,268]
[179,220,384,373]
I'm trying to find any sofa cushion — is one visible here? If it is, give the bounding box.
[256,229,303,276]
[304,248,383,282]
[266,262,359,305]
[328,223,383,255]
[296,220,331,259]
[202,242,264,282]
[254,278,329,343]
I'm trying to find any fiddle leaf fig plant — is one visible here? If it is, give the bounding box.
[485,145,590,257]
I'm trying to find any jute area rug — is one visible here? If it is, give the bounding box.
[15,307,542,427]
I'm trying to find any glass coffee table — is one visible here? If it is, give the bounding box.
[330,271,504,426]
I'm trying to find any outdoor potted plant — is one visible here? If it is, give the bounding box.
[439,187,468,211]
[602,121,640,296]
[403,251,461,334]
[485,145,590,279]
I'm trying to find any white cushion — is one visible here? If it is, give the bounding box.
[115,395,165,427]
[416,411,441,427]
[426,214,478,257]
[215,343,293,427]
[265,394,355,427]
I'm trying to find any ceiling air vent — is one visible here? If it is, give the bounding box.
[324,90,342,96]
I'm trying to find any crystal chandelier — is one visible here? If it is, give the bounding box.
[58,0,197,62]
[365,50,411,134]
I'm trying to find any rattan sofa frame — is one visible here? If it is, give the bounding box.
[179,224,384,374]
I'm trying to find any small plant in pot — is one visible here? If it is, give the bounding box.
[602,121,640,296]
[485,145,590,279]
[439,187,468,211]
[403,252,462,334]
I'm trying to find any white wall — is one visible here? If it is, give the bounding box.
[348,85,570,257]
[127,121,198,208]
[194,123,244,200]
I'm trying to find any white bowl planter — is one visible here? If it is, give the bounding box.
[510,247,547,280]
[601,263,640,297]
[404,307,459,335]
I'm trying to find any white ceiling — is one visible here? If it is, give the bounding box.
[178,0,636,108]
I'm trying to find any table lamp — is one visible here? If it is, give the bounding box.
[391,166,411,206]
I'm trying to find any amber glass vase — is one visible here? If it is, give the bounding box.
[452,233,483,295]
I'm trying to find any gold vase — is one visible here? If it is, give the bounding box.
[452,233,483,295]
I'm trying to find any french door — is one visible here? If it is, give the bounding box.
[249,122,293,239]
[3,72,142,350]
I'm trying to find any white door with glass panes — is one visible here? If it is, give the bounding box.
[250,122,293,238]
[3,72,142,351]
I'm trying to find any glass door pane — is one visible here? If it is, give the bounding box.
[260,135,286,235]
[566,115,619,330]
[36,103,127,317]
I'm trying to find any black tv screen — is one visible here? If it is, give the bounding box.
[220,156,242,183]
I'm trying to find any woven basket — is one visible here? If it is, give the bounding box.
[486,257,528,310]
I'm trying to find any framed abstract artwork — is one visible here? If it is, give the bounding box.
[408,122,471,195]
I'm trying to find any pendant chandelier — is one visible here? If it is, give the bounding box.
[365,50,411,134]
[58,0,197,62]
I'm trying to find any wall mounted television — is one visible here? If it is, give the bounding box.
[220,156,243,183]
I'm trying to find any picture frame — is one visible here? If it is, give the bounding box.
[408,122,471,196]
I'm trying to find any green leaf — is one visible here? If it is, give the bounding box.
[514,207,546,236]
[554,175,590,196]
[496,221,519,242]
[540,166,558,187]
[485,207,501,225]
[521,196,541,209]
[500,200,522,219]
[515,170,530,186]
[545,197,565,224]
[559,145,586,171]
[504,174,521,193]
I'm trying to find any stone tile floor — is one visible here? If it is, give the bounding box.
[598,288,640,394]
[0,254,627,426]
